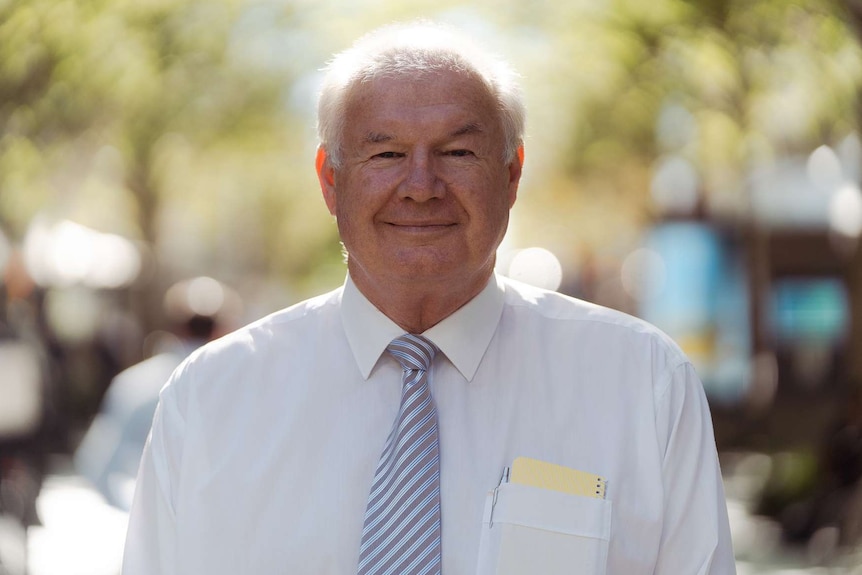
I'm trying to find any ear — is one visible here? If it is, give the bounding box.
[506,145,524,209]
[316,146,337,216]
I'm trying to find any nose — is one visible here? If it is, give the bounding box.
[398,153,443,201]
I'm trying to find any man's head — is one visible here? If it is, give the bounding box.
[315,22,526,322]
[317,21,525,170]
[163,276,241,342]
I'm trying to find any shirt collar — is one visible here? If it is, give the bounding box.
[341,273,505,381]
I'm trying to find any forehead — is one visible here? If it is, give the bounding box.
[343,70,500,136]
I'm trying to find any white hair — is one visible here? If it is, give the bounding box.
[316,21,525,168]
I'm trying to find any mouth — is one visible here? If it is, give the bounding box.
[385,222,456,232]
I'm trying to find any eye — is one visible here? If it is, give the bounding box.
[373,151,403,159]
[446,149,474,157]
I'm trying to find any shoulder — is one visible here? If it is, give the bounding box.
[204,286,340,353]
[161,286,343,397]
[500,275,689,370]
[105,352,185,402]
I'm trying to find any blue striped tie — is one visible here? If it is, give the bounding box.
[357,334,442,575]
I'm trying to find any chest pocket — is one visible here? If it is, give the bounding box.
[475,482,612,575]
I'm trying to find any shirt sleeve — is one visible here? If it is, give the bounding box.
[122,377,185,575]
[653,361,736,575]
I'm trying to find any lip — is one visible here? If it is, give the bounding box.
[384,222,456,231]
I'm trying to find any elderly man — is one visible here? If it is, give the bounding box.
[124,21,735,575]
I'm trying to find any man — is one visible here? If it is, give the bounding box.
[123,21,735,574]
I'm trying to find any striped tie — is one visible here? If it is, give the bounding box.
[357,334,442,575]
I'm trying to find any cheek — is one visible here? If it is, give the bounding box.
[333,175,387,230]
[341,171,393,205]
[462,178,514,218]
[470,189,513,240]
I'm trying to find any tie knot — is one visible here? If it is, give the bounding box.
[387,334,438,372]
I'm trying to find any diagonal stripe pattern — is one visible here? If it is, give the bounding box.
[358,334,442,575]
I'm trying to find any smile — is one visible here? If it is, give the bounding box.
[385,223,456,232]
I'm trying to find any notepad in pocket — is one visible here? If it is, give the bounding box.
[476,459,612,575]
[510,456,607,499]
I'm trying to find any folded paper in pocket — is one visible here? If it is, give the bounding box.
[510,456,606,499]
[476,476,612,575]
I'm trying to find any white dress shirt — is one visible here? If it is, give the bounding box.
[123,273,735,574]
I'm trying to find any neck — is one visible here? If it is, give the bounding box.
[349,264,492,334]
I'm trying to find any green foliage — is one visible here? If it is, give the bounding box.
[0,0,343,298]
[1,0,861,299]
[503,0,862,262]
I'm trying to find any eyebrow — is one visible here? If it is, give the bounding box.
[361,123,484,145]
[364,132,393,144]
[451,123,484,137]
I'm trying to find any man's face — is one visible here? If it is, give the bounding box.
[317,69,523,296]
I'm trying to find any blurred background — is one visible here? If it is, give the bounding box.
[2,0,862,573]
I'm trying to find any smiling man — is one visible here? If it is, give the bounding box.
[123,21,735,575]
[316,63,521,334]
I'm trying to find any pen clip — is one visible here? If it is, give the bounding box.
[488,466,509,528]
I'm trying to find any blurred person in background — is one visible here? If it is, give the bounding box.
[818,387,862,549]
[123,21,734,575]
[779,387,862,551]
[0,242,52,568]
[73,277,240,511]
